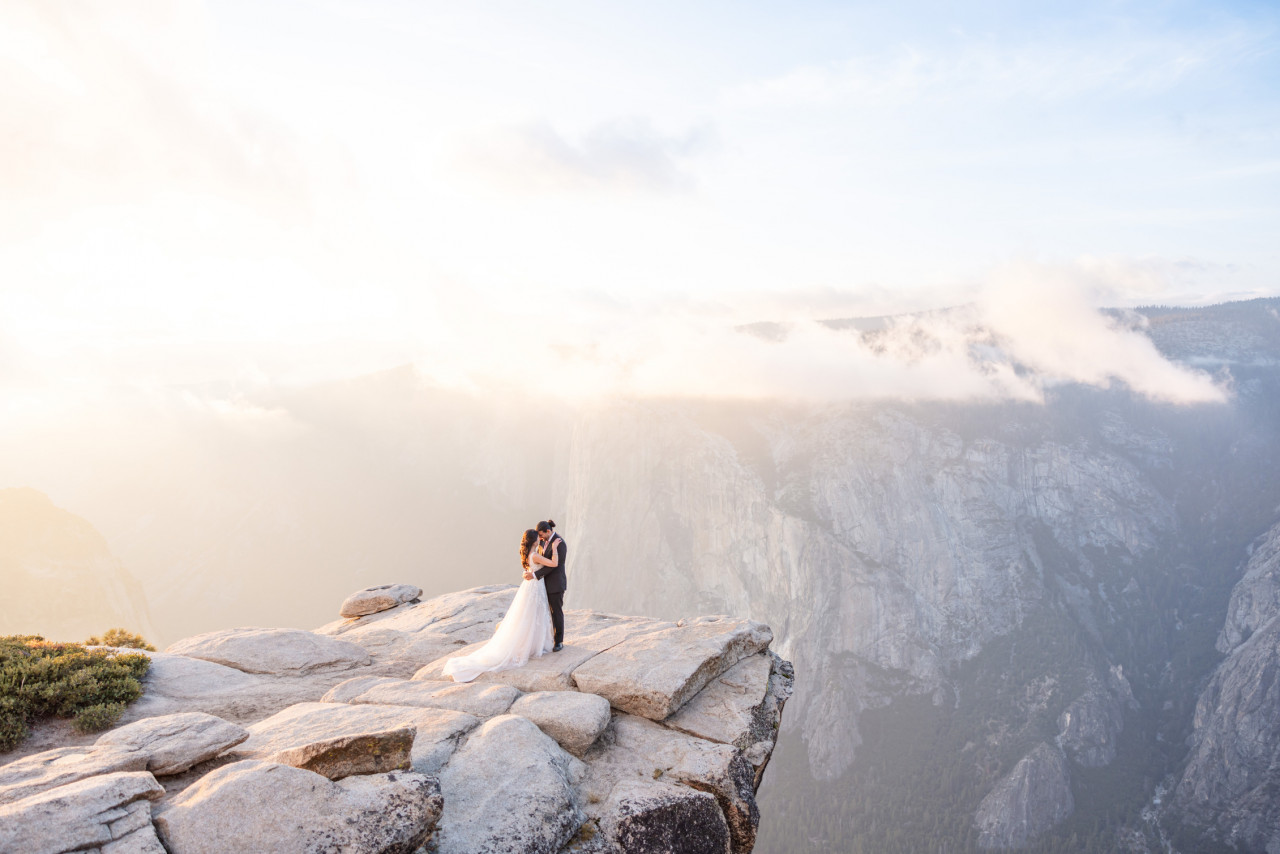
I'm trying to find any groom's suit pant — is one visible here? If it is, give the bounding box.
[547,592,565,645]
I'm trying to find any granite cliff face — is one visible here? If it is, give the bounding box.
[0,585,792,854]
[1173,520,1280,853]
[566,399,1173,781]
[563,300,1280,851]
[0,487,156,643]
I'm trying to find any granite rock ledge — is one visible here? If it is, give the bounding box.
[0,584,793,854]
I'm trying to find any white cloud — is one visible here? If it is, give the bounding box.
[399,257,1227,405]
[729,28,1271,109]
[457,117,716,194]
[974,261,1225,402]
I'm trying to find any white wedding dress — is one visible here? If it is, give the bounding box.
[442,566,555,683]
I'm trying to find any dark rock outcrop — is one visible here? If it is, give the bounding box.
[601,780,732,854]
[1055,677,1125,768]
[973,743,1074,849]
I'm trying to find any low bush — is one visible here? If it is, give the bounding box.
[84,628,156,651]
[0,635,151,752]
[72,702,129,734]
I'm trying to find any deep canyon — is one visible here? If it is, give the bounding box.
[6,297,1280,851]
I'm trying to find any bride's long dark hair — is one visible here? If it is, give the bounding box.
[519,528,539,570]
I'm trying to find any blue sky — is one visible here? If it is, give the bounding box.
[0,0,1276,403]
[205,0,1280,300]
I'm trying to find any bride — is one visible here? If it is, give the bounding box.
[443,528,561,683]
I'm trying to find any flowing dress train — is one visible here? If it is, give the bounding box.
[442,574,554,683]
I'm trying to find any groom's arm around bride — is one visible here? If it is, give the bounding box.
[524,538,558,580]
[532,526,566,590]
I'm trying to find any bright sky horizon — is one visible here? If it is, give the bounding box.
[2,0,1278,409]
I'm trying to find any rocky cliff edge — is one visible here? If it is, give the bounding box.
[0,584,794,854]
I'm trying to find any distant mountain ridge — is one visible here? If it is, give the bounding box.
[1138,297,1280,365]
[0,487,156,643]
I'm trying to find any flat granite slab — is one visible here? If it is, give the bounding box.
[0,744,148,807]
[571,616,773,721]
[323,626,471,677]
[662,652,774,748]
[119,651,366,726]
[166,628,370,676]
[413,611,674,693]
[322,677,519,718]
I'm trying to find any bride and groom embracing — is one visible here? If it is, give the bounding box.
[443,520,567,683]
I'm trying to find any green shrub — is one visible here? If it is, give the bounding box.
[84,629,156,652]
[0,635,150,752]
[72,702,128,734]
[0,697,27,750]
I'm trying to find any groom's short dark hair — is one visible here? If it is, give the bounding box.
[536,520,553,533]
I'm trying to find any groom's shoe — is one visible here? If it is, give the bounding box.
[552,643,564,652]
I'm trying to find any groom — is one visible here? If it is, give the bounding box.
[530,520,566,651]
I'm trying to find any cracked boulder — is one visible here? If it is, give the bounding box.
[269,726,415,780]
[235,701,478,775]
[510,691,612,757]
[600,780,731,854]
[154,760,442,854]
[581,713,759,854]
[0,770,165,854]
[95,712,249,776]
[431,714,586,854]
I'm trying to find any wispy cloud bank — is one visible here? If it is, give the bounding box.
[405,258,1228,405]
[0,249,1229,413]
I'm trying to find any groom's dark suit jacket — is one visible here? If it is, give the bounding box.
[534,533,568,593]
